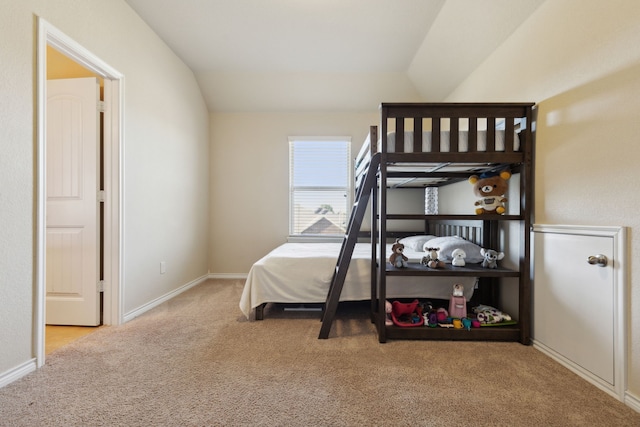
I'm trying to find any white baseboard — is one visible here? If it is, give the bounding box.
[208,273,247,280]
[123,275,209,323]
[626,390,640,413]
[533,339,625,403]
[0,358,36,389]
[2,274,220,390]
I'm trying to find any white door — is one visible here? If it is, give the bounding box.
[46,77,101,326]
[533,225,626,396]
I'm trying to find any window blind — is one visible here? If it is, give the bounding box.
[289,138,351,237]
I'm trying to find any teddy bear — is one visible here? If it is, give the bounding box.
[389,239,408,268]
[480,248,504,269]
[421,247,445,269]
[451,248,466,266]
[469,170,511,215]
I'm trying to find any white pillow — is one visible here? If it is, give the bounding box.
[398,235,437,252]
[422,236,484,264]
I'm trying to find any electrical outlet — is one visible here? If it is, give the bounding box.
[160,261,166,274]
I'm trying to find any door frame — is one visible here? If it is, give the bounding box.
[36,18,124,367]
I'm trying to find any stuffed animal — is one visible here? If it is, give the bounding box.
[421,247,445,269]
[451,248,466,266]
[469,170,511,215]
[480,248,504,269]
[389,239,408,268]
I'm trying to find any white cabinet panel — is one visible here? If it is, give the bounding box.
[533,225,626,400]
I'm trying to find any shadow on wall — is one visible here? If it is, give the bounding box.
[534,61,640,225]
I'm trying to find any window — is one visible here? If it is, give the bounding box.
[289,137,351,238]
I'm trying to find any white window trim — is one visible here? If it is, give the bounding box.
[288,136,352,241]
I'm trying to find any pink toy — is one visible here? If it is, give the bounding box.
[449,296,467,318]
[448,284,467,318]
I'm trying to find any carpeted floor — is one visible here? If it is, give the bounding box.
[0,279,638,426]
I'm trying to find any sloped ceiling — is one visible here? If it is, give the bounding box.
[125,0,544,112]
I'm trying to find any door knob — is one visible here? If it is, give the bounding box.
[587,254,608,267]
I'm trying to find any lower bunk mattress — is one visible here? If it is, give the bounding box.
[239,242,477,319]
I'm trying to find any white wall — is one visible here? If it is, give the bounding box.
[440,0,640,402]
[209,112,378,274]
[0,0,209,377]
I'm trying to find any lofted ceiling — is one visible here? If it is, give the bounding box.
[125,0,544,112]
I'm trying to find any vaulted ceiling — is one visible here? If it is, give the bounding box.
[125,0,544,112]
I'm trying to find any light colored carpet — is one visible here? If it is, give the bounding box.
[1,279,638,426]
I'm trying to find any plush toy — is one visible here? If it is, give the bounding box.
[480,248,504,269]
[389,239,408,268]
[385,300,393,326]
[469,170,511,215]
[421,247,445,269]
[451,248,466,266]
[421,301,434,326]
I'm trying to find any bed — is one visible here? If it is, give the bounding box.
[240,236,484,320]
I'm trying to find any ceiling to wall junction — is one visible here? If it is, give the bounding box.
[125,0,545,112]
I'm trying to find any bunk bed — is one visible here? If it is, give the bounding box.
[319,102,535,344]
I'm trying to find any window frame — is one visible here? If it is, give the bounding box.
[288,136,352,242]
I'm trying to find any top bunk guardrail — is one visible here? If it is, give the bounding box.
[354,102,535,173]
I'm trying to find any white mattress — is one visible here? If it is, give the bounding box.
[239,243,477,319]
[382,130,519,153]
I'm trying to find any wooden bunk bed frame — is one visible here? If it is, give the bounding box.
[320,102,535,344]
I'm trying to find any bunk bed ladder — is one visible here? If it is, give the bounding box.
[318,153,381,339]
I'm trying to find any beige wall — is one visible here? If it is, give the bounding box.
[209,112,378,274]
[0,0,209,376]
[444,0,640,401]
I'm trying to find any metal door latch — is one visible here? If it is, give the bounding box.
[587,254,608,267]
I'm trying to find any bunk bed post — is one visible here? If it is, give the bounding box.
[519,105,536,345]
[369,125,377,157]
[376,105,389,342]
[369,126,378,323]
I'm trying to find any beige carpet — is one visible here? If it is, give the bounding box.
[1,279,638,426]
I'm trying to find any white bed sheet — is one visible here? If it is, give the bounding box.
[382,130,519,153]
[239,243,477,319]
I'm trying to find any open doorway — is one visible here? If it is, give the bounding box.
[36,18,123,366]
